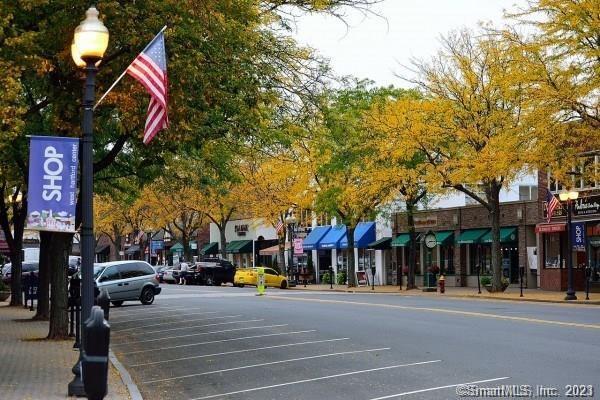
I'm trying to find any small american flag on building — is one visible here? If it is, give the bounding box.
[545,190,559,223]
[275,219,284,234]
[127,31,169,144]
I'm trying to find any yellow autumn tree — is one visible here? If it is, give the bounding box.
[400,31,541,291]
[141,180,205,261]
[503,0,600,181]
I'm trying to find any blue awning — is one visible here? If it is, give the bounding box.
[302,226,331,251]
[353,222,376,248]
[318,225,347,250]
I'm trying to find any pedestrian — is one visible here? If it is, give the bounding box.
[179,258,189,285]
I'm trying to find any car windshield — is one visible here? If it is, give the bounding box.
[93,266,105,279]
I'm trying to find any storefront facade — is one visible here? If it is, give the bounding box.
[392,200,539,288]
[538,188,600,292]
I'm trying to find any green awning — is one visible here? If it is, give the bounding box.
[170,242,184,253]
[435,231,454,245]
[481,227,518,243]
[456,229,489,244]
[391,234,411,247]
[200,242,219,255]
[368,237,392,249]
[226,240,253,254]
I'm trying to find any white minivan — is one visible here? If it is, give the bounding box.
[93,260,161,306]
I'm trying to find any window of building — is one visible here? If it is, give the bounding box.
[543,233,561,268]
[441,245,455,274]
[547,171,563,193]
[469,244,492,275]
[464,184,486,205]
[519,185,538,201]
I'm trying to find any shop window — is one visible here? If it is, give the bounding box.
[544,233,561,268]
[469,244,492,275]
[442,246,455,274]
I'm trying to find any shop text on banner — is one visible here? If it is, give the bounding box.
[26,136,79,233]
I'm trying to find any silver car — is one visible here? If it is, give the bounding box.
[93,261,161,307]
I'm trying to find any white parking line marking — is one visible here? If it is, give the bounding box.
[112,324,289,346]
[111,311,219,324]
[113,319,265,338]
[366,377,511,399]
[189,360,442,400]
[129,338,350,367]
[112,315,242,332]
[143,347,391,384]
[121,330,317,355]
[109,306,190,315]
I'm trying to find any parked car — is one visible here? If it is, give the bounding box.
[1,262,39,285]
[162,265,180,283]
[234,267,288,289]
[154,266,168,283]
[189,260,236,286]
[92,260,161,306]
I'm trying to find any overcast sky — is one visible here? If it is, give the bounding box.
[292,0,524,87]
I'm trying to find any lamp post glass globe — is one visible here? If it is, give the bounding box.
[73,7,109,61]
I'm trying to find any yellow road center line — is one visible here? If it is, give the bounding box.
[267,296,600,330]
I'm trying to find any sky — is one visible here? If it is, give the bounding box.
[292,0,524,87]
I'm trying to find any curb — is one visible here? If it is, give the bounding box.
[109,349,143,400]
[289,287,600,306]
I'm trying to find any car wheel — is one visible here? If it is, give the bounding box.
[280,280,288,289]
[140,287,155,305]
[237,284,244,288]
[111,300,124,307]
[205,276,214,286]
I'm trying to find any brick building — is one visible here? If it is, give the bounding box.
[392,200,539,288]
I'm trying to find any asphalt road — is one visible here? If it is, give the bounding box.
[109,284,600,400]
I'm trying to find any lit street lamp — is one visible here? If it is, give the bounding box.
[558,189,579,301]
[285,214,297,284]
[68,7,109,397]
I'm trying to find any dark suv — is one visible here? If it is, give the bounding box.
[189,260,236,286]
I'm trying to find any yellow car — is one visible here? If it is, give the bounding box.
[234,267,289,289]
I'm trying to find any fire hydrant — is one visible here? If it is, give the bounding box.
[438,274,445,294]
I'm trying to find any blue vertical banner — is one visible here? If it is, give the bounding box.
[26,136,79,232]
[571,222,586,251]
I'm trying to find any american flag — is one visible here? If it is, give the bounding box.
[275,219,284,234]
[127,31,168,144]
[545,190,559,223]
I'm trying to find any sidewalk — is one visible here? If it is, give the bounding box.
[0,301,131,400]
[290,284,600,305]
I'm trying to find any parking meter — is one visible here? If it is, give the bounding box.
[96,289,110,320]
[82,306,110,400]
[256,267,265,296]
[585,266,591,300]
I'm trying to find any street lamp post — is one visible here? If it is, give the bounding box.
[285,214,297,284]
[559,189,579,301]
[68,7,109,397]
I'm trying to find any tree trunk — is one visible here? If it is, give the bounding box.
[219,226,227,259]
[47,232,72,339]
[346,226,356,287]
[487,183,502,291]
[406,200,418,290]
[34,232,51,320]
[7,204,27,306]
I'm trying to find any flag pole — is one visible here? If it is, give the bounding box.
[93,25,167,110]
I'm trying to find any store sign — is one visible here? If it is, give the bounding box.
[545,194,600,219]
[414,216,437,228]
[293,238,304,255]
[571,222,586,251]
[151,240,164,255]
[26,136,79,232]
[535,223,565,233]
[234,224,248,236]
